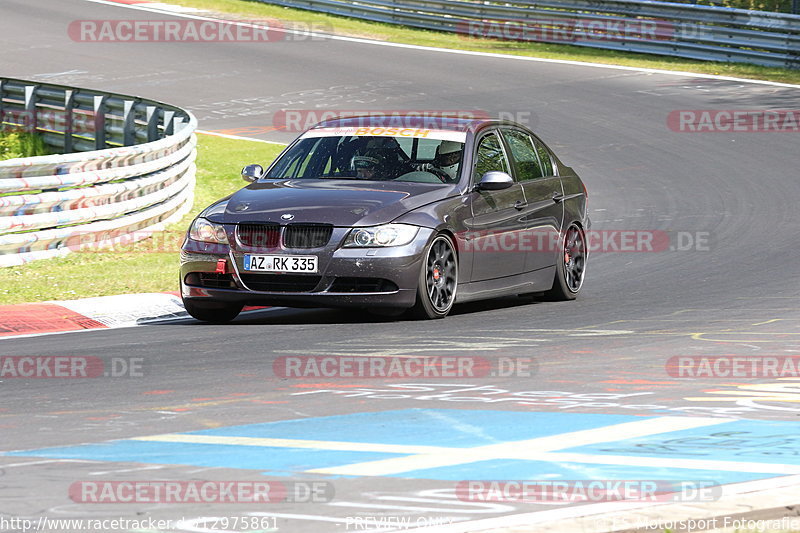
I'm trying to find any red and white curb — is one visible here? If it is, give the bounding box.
[0,293,188,339]
[0,293,274,339]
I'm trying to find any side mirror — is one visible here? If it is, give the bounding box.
[242,164,264,183]
[476,171,513,191]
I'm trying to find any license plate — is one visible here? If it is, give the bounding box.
[244,255,318,273]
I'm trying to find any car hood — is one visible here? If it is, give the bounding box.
[208,179,459,226]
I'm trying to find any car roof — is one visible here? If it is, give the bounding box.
[311,115,492,132]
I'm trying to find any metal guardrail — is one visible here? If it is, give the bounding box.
[0,78,197,267]
[260,0,800,68]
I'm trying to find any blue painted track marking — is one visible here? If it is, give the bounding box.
[393,458,766,483]
[7,440,400,476]
[5,409,797,485]
[563,419,800,463]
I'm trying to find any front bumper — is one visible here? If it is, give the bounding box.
[180,227,435,309]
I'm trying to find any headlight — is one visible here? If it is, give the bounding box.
[343,224,419,248]
[189,218,229,244]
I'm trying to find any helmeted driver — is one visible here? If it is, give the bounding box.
[351,151,384,180]
[432,141,462,181]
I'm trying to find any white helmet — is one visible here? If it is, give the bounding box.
[436,141,462,179]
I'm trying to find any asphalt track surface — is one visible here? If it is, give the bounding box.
[1,0,800,531]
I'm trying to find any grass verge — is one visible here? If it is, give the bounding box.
[0,131,50,161]
[0,134,284,305]
[169,0,800,84]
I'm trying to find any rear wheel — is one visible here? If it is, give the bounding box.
[183,298,243,323]
[543,223,586,301]
[410,234,458,319]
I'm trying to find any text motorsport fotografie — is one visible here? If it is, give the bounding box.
[272,356,536,379]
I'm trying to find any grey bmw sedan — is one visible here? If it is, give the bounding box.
[180,115,589,321]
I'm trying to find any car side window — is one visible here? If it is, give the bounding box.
[473,132,511,184]
[270,137,330,178]
[501,129,544,181]
[532,137,555,177]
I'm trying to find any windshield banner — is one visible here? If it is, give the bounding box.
[301,127,467,143]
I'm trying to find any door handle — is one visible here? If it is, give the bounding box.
[514,200,528,210]
[552,192,565,203]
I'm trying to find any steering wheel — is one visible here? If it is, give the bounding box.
[427,166,452,183]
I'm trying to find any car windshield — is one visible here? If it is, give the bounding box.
[266,134,465,184]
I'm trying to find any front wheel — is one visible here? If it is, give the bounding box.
[543,223,586,301]
[183,298,243,323]
[409,234,458,319]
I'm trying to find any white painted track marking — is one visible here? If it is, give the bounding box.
[131,434,452,454]
[309,416,729,475]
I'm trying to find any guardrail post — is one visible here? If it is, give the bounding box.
[0,79,5,129]
[164,109,176,136]
[63,90,75,153]
[24,84,37,134]
[122,99,136,146]
[793,0,799,14]
[146,105,159,141]
[93,95,107,149]
[173,116,185,136]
